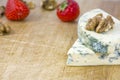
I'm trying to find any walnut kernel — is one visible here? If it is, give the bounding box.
[0,6,5,17]
[86,13,103,31]
[27,2,36,9]
[86,13,114,33]
[21,0,35,9]
[42,0,57,10]
[0,23,11,35]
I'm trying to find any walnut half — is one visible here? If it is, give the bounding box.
[86,13,115,33]
[0,23,11,36]
[96,15,114,33]
[0,6,5,18]
[86,13,103,31]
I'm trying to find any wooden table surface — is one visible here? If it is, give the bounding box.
[0,0,120,80]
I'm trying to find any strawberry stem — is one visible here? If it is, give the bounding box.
[59,1,68,11]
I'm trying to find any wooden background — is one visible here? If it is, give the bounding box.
[0,0,120,80]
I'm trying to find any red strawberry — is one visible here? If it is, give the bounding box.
[5,0,30,21]
[57,0,80,22]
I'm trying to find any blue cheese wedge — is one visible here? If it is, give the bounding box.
[78,9,120,55]
[67,39,120,66]
[67,39,95,59]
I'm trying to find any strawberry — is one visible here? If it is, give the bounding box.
[5,0,30,21]
[57,0,80,22]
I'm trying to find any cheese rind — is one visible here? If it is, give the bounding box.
[78,9,120,55]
